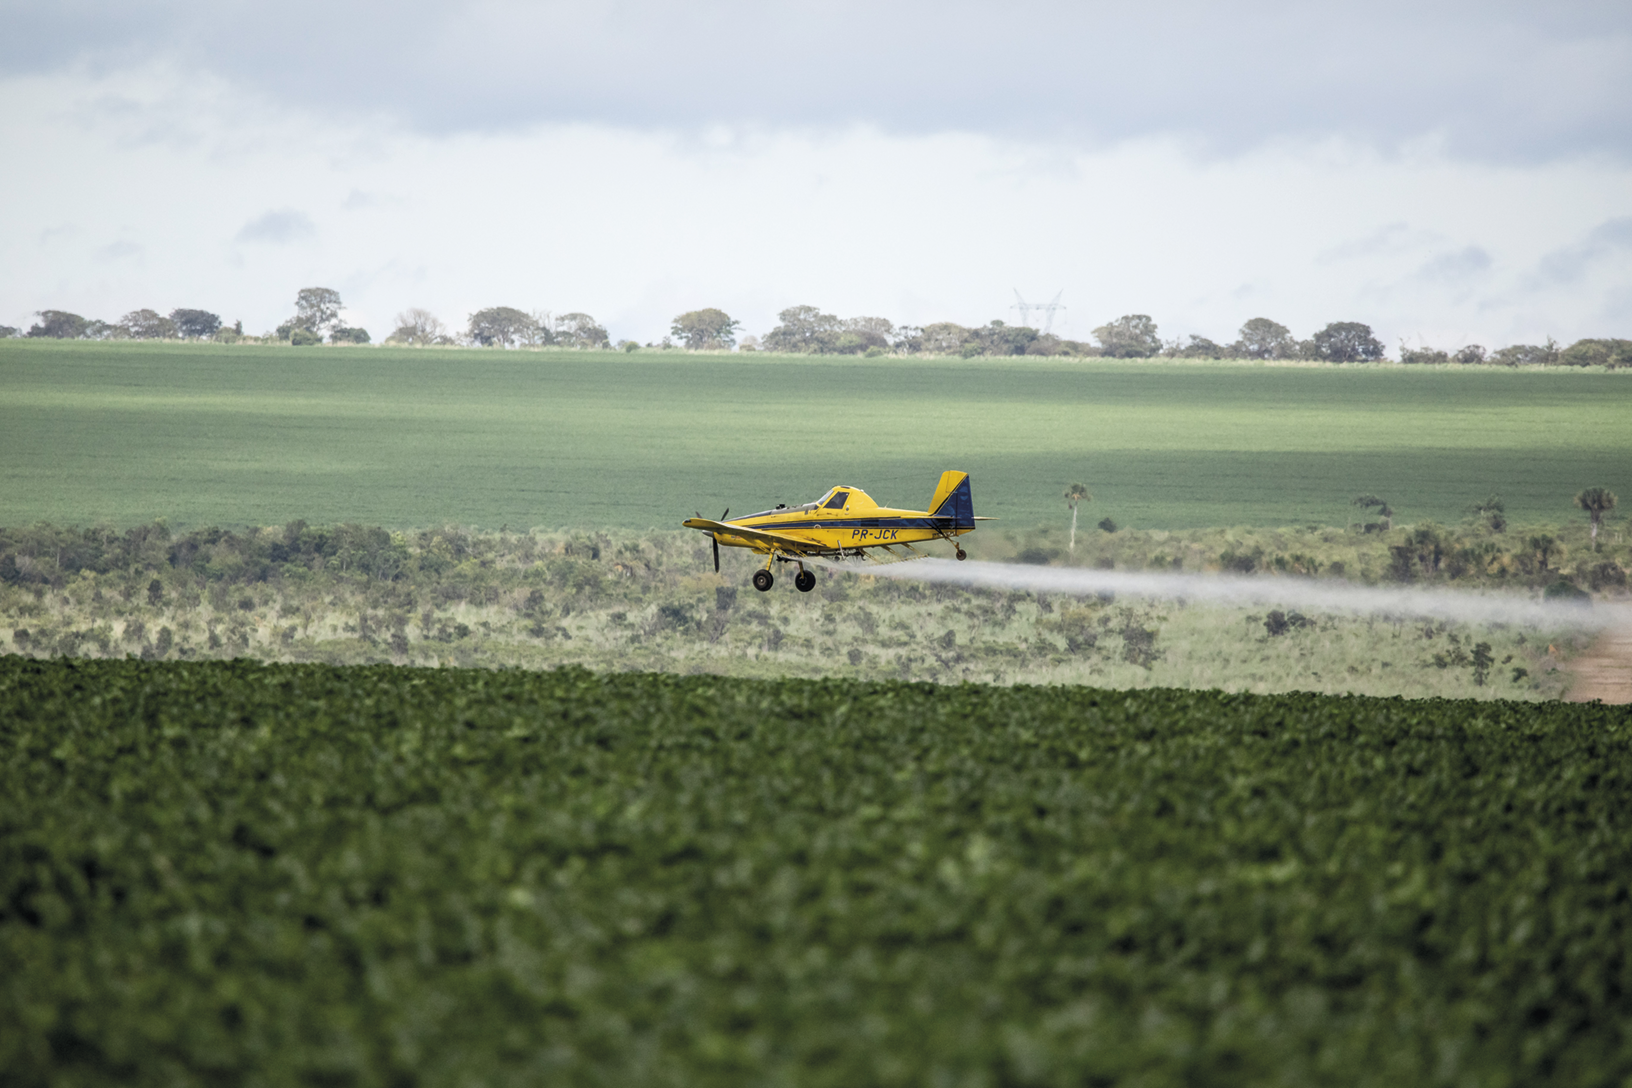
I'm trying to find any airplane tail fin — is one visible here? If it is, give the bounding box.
[929,470,975,528]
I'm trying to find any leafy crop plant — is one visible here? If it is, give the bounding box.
[2,657,1631,1086]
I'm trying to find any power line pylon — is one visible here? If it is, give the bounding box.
[1012,289,1065,335]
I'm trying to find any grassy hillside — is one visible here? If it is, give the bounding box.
[2,339,1628,531]
[4,658,1630,1086]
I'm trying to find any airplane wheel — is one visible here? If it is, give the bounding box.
[752,570,774,592]
[956,548,968,561]
[794,570,816,593]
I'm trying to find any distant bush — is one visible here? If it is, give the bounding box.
[384,308,453,346]
[918,322,970,355]
[1543,579,1591,601]
[26,310,91,339]
[1118,618,1159,666]
[669,308,741,351]
[1263,609,1314,636]
[1587,561,1628,591]
[1164,335,1227,359]
[1489,342,1559,367]
[1309,322,1386,363]
[289,328,322,346]
[1093,315,1161,358]
[554,312,610,350]
[170,309,222,339]
[329,327,371,344]
[115,309,178,339]
[1230,318,1298,360]
[467,307,544,347]
[1401,344,1491,366]
[1559,338,1632,368]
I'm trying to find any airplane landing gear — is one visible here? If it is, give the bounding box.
[752,569,774,592]
[955,547,968,561]
[794,570,816,593]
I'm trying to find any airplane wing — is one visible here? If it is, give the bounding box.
[682,518,830,555]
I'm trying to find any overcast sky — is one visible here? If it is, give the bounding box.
[2,0,1629,347]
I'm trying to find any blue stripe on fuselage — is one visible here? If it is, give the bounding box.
[734,517,951,532]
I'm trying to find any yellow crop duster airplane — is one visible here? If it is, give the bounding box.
[683,470,987,593]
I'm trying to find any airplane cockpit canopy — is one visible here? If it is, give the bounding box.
[819,486,876,509]
[740,487,873,521]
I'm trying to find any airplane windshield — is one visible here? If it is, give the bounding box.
[823,491,849,509]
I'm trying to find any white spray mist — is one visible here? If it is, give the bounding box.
[813,558,1628,631]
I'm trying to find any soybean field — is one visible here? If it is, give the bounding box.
[3,340,1629,532]
[4,656,1631,1086]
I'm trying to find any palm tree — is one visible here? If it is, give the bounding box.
[1575,487,1618,551]
[1470,495,1506,533]
[1352,494,1393,532]
[1064,483,1091,553]
[1527,534,1558,572]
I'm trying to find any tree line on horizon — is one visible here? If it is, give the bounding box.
[6,292,1629,368]
[724,307,1630,367]
[0,292,611,351]
[4,290,372,347]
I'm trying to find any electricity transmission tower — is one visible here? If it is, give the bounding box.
[1012,290,1065,335]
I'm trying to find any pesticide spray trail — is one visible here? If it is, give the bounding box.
[813,558,1630,631]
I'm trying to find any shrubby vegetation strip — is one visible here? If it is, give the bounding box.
[2,656,1630,1085]
[3,517,1616,699]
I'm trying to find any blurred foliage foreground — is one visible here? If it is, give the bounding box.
[2,518,1626,699]
[2,658,1631,1086]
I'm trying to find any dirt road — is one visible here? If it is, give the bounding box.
[1566,626,1632,704]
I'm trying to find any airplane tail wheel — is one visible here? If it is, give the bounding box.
[956,548,968,561]
[794,570,816,592]
[752,570,774,592]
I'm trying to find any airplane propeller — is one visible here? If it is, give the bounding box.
[699,509,730,572]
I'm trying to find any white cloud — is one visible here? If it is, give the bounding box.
[341,190,394,211]
[1536,216,1632,285]
[235,210,317,245]
[0,67,1628,347]
[1416,246,1493,282]
[3,1,1630,163]
[1317,223,1438,266]
[97,240,144,260]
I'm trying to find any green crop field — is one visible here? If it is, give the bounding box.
[4,657,1631,1085]
[2,340,1628,532]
